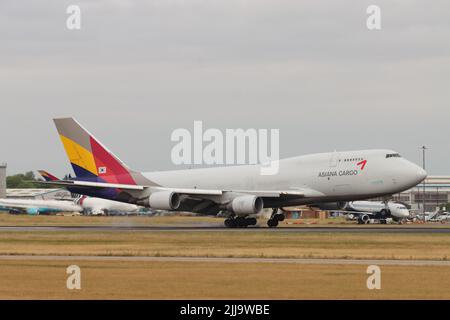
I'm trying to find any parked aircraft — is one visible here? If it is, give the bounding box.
[341,201,410,224]
[0,198,82,215]
[0,194,139,217]
[38,170,140,216]
[44,118,427,228]
[422,209,450,223]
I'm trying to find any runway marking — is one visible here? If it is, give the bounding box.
[0,255,449,266]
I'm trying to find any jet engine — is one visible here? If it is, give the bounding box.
[229,195,264,215]
[311,202,347,211]
[138,191,181,210]
[358,214,370,224]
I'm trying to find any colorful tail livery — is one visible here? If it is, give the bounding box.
[38,170,59,182]
[53,118,137,185]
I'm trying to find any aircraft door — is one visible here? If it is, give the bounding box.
[329,152,340,167]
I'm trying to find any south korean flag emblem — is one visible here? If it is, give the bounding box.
[98,167,107,175]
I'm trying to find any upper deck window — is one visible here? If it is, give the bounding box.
[386,153,401,158]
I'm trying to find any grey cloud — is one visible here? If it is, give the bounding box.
[0,0,449,176]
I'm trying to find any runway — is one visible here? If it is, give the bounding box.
[1,225,450,233]
[0,254,449,266]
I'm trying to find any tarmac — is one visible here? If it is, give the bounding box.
[1,225,450,233]
[0,254,449,266]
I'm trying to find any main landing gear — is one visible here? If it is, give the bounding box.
[267,208,285,228]
[223,209,286,228]
[224,216,258,228]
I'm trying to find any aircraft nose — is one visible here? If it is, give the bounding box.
[394,159,428,190]
[416,167,427,183]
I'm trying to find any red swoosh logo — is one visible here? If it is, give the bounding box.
[357,159,367,170]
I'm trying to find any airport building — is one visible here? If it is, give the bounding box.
[0,162,73,201]
[388,176,450,212]
[6,189,72,200]
[0,163,6,199]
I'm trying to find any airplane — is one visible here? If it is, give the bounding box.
[0,198,82,215]
[434,212,450,223]
[42,117,427,228]
[422,209,450,223]
[340,201,411,224]
[38,170,141,216]
[75,195,141,216]
[0,191,140,216]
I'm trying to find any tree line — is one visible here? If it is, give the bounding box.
[6,172,54,189]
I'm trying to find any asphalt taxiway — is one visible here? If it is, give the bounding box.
[0,254,449,266]
[1,225,450,233]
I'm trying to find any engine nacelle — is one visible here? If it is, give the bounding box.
[311,202,347,211]
[229,195,263,215]
[139,191,181,210]
[359,214,370,224]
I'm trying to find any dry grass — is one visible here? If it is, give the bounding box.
[0,259,449,299]
[1,212,449,228]
[0,212,221,226]
[1,212,449,300]
[0,231,449,260]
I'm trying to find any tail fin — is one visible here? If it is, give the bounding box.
[53,118,137,185]
[38,170,60,182]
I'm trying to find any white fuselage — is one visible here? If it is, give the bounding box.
[0,198,82,214]
[347,201,410,219]
[77,196,139,215]
[0,197,139,216]
[140,149,426,207]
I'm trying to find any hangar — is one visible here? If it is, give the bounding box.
[0,163,6,199]
[6,188,72,200]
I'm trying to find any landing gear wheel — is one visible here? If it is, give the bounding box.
[380,209,390,218]
[224,218,237,228]
[235,216,248,228]
[246,217,257,226]
[225,216,256,228]
[268,208,283,227]
[267,219,279,228]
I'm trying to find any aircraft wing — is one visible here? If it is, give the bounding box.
[228,188,324,198]
[150,187,320,198]
[0,199,42,210]
[0,201,32,211]
[35,180,145,191]
[36,180,322,199]
[338,210,376,216]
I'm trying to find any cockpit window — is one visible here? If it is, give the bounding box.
[386,153,401,158]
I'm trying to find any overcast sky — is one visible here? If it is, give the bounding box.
[1,0,449,177]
